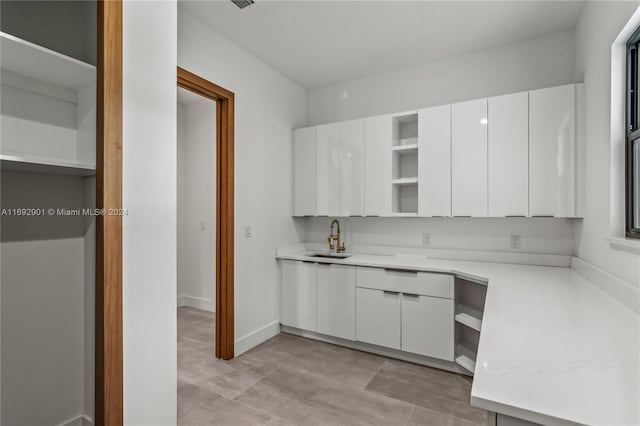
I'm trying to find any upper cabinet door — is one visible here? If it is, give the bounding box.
[451,98,488,217]
[293,127,316,216]
[529,84,575,217]
[419,105,451,217]
[316,123,340,216]
[339,119,365,217]
[488,92,529,217]
[364,115,392,216]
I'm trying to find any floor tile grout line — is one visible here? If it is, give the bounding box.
[404,405,416,426]
[360,359,388,391]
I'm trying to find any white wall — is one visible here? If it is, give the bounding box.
[573,1,640,287]
[123,1,177,424]
[1,171,88,426]
[177,98,216,311]
[178,8,307,354]
[307,30,575,125]
[304,30,578,258]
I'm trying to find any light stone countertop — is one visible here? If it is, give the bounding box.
[276,250,640,426]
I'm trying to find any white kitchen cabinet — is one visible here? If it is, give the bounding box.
[338,119,365,216]
[293,126,316,216]
[316,123,340,216]
[317,264,356,340]
[356,287,401,349]
[281,260,317,331]
[529,84,576,217]
[418,105,451,217]
[402,294,454,360]
[451,98,488,217]
[488,92,528,217]
[364,115,392,216]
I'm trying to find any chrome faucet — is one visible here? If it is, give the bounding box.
[327,219,346,253]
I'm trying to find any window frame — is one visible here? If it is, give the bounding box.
[625,27,640,239]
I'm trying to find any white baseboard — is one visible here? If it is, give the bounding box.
[57,414,93,426]
[177,295,215,312]
[571,257,639,313]
[234,320,280,356]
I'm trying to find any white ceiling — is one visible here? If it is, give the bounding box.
[180,0,585,89]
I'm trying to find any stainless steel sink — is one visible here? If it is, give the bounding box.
[308,252,353,259]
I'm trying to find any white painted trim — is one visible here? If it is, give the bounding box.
[234,320,280,356]
[571,257,639,313]
[57,414,93,426]
[606,236,640,254]
[610,6,640,239]
[177,295,214,312]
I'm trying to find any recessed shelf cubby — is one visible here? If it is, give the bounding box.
[391,112,419,215]
[1,32,96,174]
[392,112,418,146]
[454,278,487,375]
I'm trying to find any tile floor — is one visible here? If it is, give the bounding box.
[178,307,494,426]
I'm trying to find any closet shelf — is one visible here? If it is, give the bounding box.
[392,177,418,185]
[391,144,418,154]
[1,154,96,176]
[1,31,96,90]
[455,304,483,332]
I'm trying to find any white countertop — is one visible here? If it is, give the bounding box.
[276,251,640,426]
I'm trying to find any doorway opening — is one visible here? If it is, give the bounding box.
[177,68,235,360]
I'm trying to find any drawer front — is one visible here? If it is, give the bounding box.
[355,287,401,349]
[356,267,453,299]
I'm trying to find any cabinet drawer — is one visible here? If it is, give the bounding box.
[356,267,453,299]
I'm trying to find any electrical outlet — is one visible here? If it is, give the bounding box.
[200,221,205,231]
[422,233,431,247]
[244,225,252,238]
[510,235,521,249]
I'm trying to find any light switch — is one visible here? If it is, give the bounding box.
[244,225,252,238]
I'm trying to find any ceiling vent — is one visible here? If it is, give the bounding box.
[231,0,254,9]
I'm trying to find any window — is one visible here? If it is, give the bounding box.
[626,28,640,238]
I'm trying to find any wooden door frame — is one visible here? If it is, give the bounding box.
[96,1,123,425]
[177,67,235,360]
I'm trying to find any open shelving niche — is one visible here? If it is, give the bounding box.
[391,112,419,216]
[1,31,96,175]
[454,278,487,375]
[1,29,97,424]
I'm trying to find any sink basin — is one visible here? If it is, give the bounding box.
[308,252,353,259]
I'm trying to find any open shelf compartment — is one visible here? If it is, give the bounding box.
[454,278,487,376]
[392,112,419,147]
[1,32,97,174]
[455,304,483,332]
[392,182,418,215]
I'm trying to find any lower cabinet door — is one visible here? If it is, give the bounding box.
[356,287,401,349]
[401,294,454,360]
[281,260,317,331]
[317,264,356,340]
